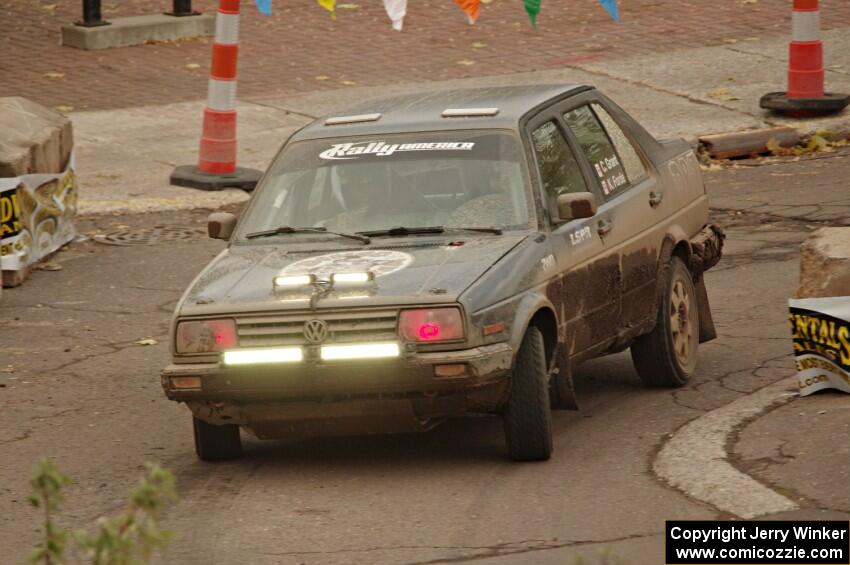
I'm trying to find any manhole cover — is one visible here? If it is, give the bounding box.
[93,226,207,246]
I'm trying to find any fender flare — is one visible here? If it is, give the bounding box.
[508,291,558,358]
[507,291,579,410]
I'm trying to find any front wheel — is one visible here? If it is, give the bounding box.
[193,417,243,461]
[631,256,699,387]
[503,326,553,461]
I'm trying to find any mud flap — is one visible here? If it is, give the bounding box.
[690,223,724,344]
[550,365,579,410]
[695,278,717,343]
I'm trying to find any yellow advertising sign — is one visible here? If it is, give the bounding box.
[789,297,850,396]
[0,157,77,270]
[0,186,22,239]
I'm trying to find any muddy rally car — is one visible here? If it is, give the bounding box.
[162,85,723,462]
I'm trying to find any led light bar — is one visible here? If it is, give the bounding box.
[274,274,316,287]
[325,113,382,125]
[320,342,400,361]
[441,107,500,118]
[222,347,304,366]
[331,271,374,284]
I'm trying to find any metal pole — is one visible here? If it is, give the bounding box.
[166,0,200,17]
[75,0,109,27]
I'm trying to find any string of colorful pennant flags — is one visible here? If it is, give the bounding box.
[255,0,618,30]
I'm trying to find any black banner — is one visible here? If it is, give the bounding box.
[666,521,849,564]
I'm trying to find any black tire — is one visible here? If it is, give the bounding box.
[503,326,553,461]
[631,256,699,387]
[193,416,243,461]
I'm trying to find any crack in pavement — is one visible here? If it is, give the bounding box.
[721,152,850,170]
[713,205,849,225]
[46,335,168,375]
[0,429,32,446]
[6,303,149,316]
[244,98,319,121]
[724,45,850,78]
[124,284,184,293]
[719,335,790,341]
[717,353,794,386]
[258,532,662,564]
[568,62,780,126]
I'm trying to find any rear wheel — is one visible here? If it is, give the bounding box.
[503,326,553,461]
[193,417,243,461]
[631,256,699,387]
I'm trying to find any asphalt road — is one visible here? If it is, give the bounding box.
[2,152,847,564]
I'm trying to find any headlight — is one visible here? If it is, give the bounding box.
[399,308,465,343]
[175,319,237,354]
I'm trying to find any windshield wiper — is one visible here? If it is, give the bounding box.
[442,226,503,235]
[356,225,503,238]
[245,226,370,244]
[357,226,445,237]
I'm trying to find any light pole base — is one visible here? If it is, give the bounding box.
[170,165,262,191]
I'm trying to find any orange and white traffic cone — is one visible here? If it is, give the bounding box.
[171,0,262,191]
[760,0,849,116]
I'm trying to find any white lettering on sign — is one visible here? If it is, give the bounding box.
[593,155,621,177]
[540,254,556,272]
[569,225,592,246]
[594,155,627,195]
[603,155,619,171]
[667,151,701,191]
[320,141,476,160]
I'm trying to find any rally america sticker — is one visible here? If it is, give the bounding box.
[320,141,475,160]
[789,296,850,396]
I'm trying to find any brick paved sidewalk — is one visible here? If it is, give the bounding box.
[4,0,850,112]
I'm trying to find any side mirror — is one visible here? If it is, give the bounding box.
[208,212,237,240]
[557,192,597,222]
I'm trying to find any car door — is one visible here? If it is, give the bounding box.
[560,95,669,340]
[526,111,620,358]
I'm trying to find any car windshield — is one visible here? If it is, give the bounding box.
[235,130,533,239]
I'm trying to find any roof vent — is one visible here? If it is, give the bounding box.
[441,108,500,118]
[324,113,382,126]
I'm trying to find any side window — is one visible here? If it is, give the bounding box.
[530,121,589,216]
[591,103,647,184]
[564,105,630,198]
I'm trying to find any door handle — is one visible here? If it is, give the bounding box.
[597,218,613,237]
[649,191,664,207]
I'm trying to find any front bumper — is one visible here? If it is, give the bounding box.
[161,342,514,402]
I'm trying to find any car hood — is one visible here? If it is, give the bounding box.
[179,235,528,316]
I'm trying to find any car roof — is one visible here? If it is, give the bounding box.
[291,84,591,141]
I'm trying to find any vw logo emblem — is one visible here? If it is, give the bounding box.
[303,319,329,344]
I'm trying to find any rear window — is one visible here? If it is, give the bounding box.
[564,105,630,199]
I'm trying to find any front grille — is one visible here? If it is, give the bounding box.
[235,309,399,348]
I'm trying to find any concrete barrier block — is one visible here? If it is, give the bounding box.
[0,97,73,176]
[61,14,214,50]
[798,228,850,298]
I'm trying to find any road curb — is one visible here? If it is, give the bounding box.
[654,378,800,519]
[697,125,850,160]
